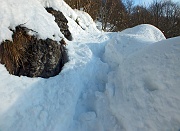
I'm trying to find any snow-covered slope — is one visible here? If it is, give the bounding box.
[0,0,61,42]
[0,0,99,43]
[0,0,180,131]
[104,28,180,131]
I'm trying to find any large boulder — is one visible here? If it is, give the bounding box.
[0,26,68,78]
[0,9,71,78]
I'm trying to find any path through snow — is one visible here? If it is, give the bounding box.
[0,24,180,131]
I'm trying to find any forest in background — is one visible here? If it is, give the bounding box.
[65,0,180,38]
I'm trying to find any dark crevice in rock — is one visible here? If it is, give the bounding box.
[46,7,73,41]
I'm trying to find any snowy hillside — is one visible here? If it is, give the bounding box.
[0,0,180,131]
[0,0,98,43]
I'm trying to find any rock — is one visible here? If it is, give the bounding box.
[0,7,73,78]
[46,7,73,41]
[0,26,68,78]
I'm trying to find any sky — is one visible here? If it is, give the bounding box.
[134,0,180,6]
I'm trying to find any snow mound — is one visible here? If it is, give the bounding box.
[104,36,180,131]
[121,24,166,42]
[104,24,166,69]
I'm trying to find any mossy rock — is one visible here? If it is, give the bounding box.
[0,8,73,78]
[0,26,68,78]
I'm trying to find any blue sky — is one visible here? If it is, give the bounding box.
[134,0,180,5]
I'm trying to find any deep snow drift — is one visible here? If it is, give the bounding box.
[0,0,180,131]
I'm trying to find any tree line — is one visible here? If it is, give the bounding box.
[65,0,180,38]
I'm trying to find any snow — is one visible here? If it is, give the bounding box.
[0,0,90,43]
[104,35,180,131]
[103,24,166,69]
[73,9,100,33]
[1,0,180,131]
[0,0,63,42]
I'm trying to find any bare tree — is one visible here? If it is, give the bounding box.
[123,0,134,15]
[99,0,127,31]
[65,0,180,37]
[161,1,180,37]
[149,0,164,27]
